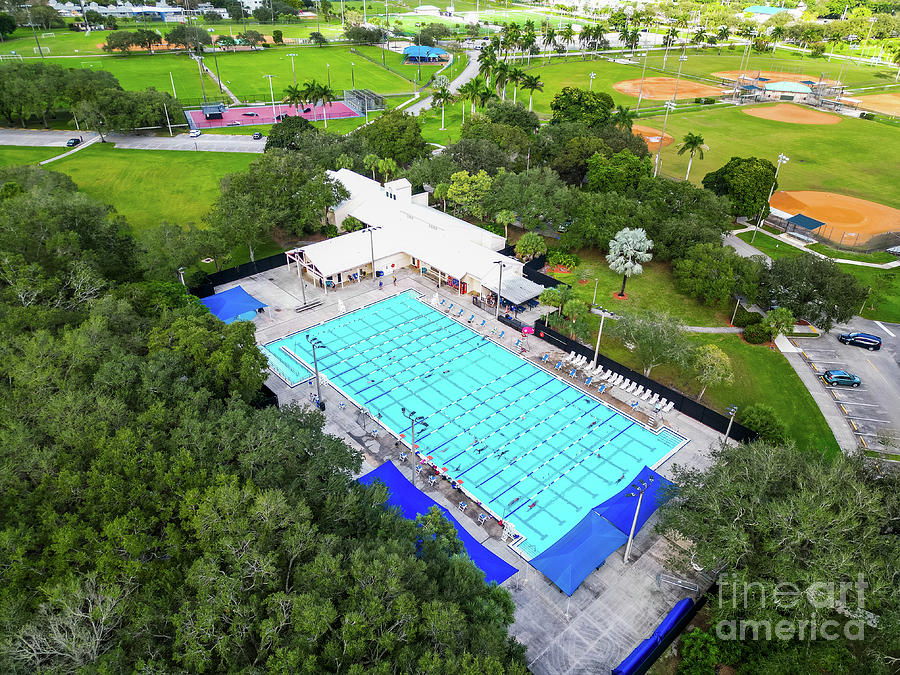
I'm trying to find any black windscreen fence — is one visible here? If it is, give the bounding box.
[189,252,287,298]
[534,320,757,443]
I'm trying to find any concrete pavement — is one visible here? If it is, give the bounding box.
[107,132,265,153]
[0,129,97,147]
[40,134,102,164]
[406,49,480,116]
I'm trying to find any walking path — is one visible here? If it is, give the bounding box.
[406,49,480,116]
[731,226,900,269]
[39,133,101,164]
[193,54,241,105]
[684,326,742,333]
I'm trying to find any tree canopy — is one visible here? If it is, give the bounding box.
[0,165,528,673]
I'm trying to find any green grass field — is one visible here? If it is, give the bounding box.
[46,53,205,99]
[737,231,807,260]
[552,252,729,326]
[643,47,899,89]
[548,249,838,451]
[640,103,900,209]
[807,243,896,264]
[0,145,66,167]
[49,143,254,233]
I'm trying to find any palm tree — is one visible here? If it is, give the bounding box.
[560,23,575,60]
[520,74,543,111]
[494,209,517,240]
[458,78,481,115]
[507,67,525,103]
[691,27,708,50]
[433,182,449,211]
[431,87,452,130]
[477,50,496,88]
[770,25,786,53]
[611,104,637,131]
[716,25,730,55]
[377,157,398,182]
[676,132,708,181]
[282,83,307,114]
[300,79,322,121]
[607,227,653,297]
[363,153,379,180]
[544,26,557,63]
[890,45,900,81]
[493,61,509,100]
[578,25,592,59]
[315,82,335,128]
[476,82,498,108]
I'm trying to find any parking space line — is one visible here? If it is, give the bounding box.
[874,321,895,337]
[836,401,879,406]
[845,416,891,423]
[867,359,881,375]
[824,386,868,391]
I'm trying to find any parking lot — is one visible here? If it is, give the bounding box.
[793,319,900,451]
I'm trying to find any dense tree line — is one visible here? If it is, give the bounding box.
[0,164,527,672]
[658,441,900,673]
[0,61,180,133]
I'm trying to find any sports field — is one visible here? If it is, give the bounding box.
[640,103,900,209]
[47,46,421,102]
[0,146,66,167]
[49,143,254,233]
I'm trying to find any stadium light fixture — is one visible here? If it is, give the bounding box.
[624,475,654,563]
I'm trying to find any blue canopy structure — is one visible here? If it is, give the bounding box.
[788,213,825,231]
[613,598,694,675]
[528,466,675,596]
[402,45,448,61]
[200,285,267,324]
[592,466,675,536]
[358,461,518,586]
[530,511,627,596]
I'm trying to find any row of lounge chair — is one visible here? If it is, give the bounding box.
[542,351,676,413]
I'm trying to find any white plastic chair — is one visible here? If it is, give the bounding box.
[641,389,653,400]
[663,401,675,413]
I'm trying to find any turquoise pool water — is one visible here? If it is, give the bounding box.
[264,292,685,557]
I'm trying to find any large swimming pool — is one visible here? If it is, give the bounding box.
[263,292,686,557]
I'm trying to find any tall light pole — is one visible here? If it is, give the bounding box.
[326,62,331,89]
[635,51,649,112]
[752,153,789,243]
[208,29,222,93]
[652,100,676,178]
[350,61,356,90]
[307,335,326,410]
[263,74,276,122]
[287,52,298,85]
[401,407,428,486]
[493,260,507,319]
[588,71,596,90]
[671,54,687,101]
[367,226,383,283]
[858,17,876,65]
[724,405,738,442]
[592,278,599,305]
[623,476,654,563]
[197,57,208,102]
[592,312,606,368]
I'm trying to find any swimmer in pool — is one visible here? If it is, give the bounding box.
[617,473,625,483]
[528,502,537,509]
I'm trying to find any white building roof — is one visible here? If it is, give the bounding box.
[300,170,523,284]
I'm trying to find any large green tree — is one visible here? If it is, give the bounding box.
[657,441,899,672]
[358,110,428,166]
[610,310,689,376]
[549,86,614,126]
[673,243,763,307]
[702,156,777,218]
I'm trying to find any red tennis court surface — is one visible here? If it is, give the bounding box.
[187,103,359,129]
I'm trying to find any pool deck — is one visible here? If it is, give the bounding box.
[216,263,726,674]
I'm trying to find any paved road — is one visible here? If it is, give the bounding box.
[725,232,772,263]
[0,128,265,153]
[406,49,480,116]
[0,129,97,147]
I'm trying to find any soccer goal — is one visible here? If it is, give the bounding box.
[0,54,24,61]
[34,46,50,54]
[41,32,56,38]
